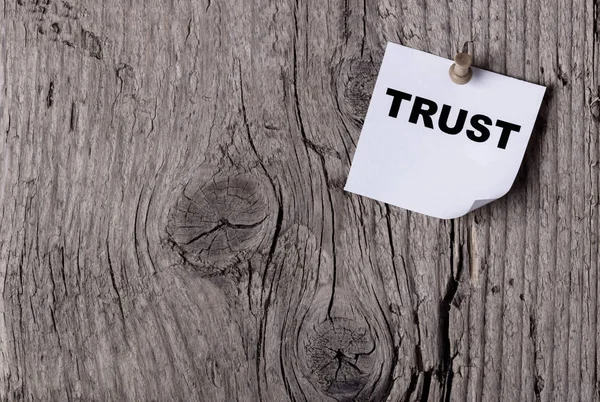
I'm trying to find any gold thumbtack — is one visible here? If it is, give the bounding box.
[449,43,473,85]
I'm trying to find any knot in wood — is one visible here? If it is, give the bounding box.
[343,59,379,118]
[167,173,272,275]
[300,317,388,400]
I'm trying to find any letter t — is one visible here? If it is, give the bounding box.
[386,89,413,118]
[495,119,521,149]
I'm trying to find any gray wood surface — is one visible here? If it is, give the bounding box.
[1,0,599,400]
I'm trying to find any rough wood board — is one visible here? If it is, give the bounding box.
[1,0,599,400]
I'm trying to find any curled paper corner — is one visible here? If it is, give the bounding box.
[467,199,496,214]
[426,184,514,219]
[425,198,503,219]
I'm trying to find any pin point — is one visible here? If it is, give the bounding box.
[449,52,473,85]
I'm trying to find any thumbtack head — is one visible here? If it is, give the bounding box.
[449,52,473,85]
[454,52,472,68]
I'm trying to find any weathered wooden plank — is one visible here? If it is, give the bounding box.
[1,0,599,401]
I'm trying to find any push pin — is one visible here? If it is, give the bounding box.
[449,52,473,85]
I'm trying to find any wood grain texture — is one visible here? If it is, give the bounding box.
[1,0,599,400]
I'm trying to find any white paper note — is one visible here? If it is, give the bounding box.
[344,42,546,219]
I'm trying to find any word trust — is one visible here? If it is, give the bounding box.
[385,88,522,149]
